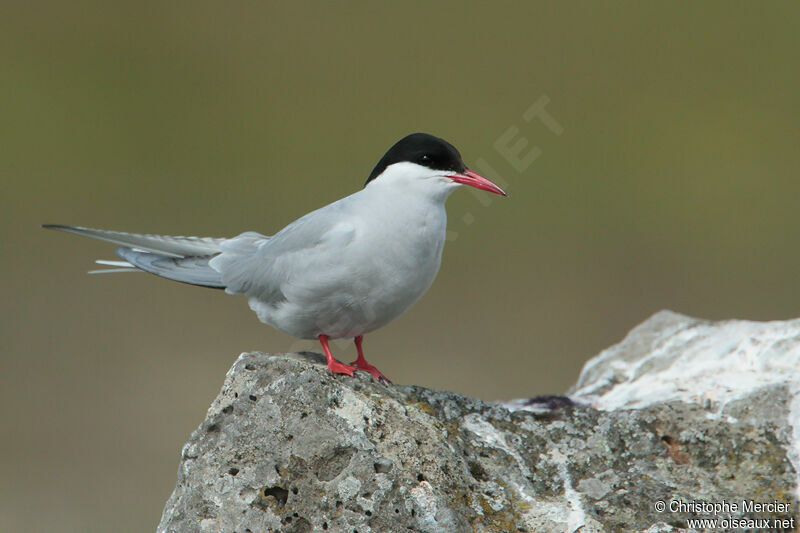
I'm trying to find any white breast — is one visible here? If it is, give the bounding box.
[242,182,450,340]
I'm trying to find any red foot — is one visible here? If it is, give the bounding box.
[319,335,356,377]
[350,359,391,383]
[349,336,392,383]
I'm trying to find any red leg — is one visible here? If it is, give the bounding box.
[350,336,391,383]
[319,335,356,377]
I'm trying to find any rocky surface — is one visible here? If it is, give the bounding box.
[157,311,800,532]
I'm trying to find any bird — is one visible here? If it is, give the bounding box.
[44,133,507,382]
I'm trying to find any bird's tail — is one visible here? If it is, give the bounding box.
[43,224,227,289]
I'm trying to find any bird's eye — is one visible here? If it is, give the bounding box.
[418,154,432,164]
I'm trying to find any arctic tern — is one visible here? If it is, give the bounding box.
[44,133,507,382]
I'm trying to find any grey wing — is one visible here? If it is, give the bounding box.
[43,224,225,257]
[44,224,231,288]
[208,231,276,296]
[115,247,226,288]
[209,202,358,304]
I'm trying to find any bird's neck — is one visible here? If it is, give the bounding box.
[357,181,449,234]
[363,177,454,207]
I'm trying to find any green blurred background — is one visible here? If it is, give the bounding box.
[2,2,799,531]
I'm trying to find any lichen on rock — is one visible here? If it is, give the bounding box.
[158,312,800,532]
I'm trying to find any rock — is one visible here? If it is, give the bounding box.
[157,311,800,532]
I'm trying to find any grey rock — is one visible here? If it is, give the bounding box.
[158,312,800,532]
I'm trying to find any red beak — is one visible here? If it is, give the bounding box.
[449,169,507,196]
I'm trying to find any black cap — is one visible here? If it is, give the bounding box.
[365,133,466,187]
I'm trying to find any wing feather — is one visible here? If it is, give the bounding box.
[43,224,224,257]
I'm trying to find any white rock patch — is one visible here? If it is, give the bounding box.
[569,311,800,502]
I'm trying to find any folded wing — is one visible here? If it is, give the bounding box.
[43,224,233,288]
